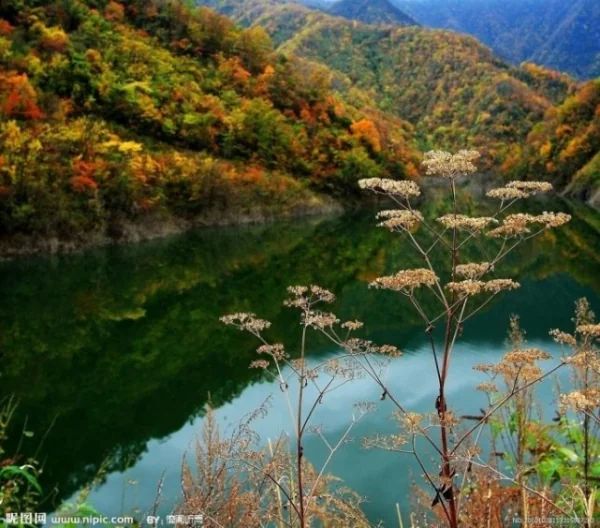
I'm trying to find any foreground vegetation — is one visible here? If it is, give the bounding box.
[209,151,599,527]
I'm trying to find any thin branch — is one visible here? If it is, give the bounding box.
[452,363,566,454]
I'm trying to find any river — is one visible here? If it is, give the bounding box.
[1,192,600,526]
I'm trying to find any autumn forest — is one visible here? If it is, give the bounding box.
[0,0,598,251]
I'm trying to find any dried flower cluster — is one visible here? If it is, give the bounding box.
[487,181,553,201]
[431,410,461,429]
[369,269,439,293]
[358,178,421,199]
[506,181,554,193]
[376,209,415,220]
[342,338,378,355]
[491,220,530,238]
[484,279,521,294]
[399,411,427,433]
[257,343,288,361]
[564,349,600,370]
[456,262,493,279]
[503,347,553,365]
[220,312,271,333]
[378,344,403,357]
[342,337,402,357]
[476,346,552,383]
[488,212,571,238]
[560,390,600,412]
[250,359,270,370]
[475,381,499,393]
[437,214,498,231]
[576,324,600,338]
[486,187,529,200]
[446,278,520,296]
[284,285,335,310]
[533,211,572,228]
[376,210,423,231]
[488,214,535,237]
[446,280,486,296]
[341,320,364,331]
[421,150,480,179]
[549,329,577,346]
[304,311,340,329]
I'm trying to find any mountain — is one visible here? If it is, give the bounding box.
[328,0,418,26]
[0,0,597,247]
[194,0,600,204]
[523,79,600,206]
[393,0,600,80]
[196,0,577,167]
[0,0,419,243]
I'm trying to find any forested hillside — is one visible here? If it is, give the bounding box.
[0,0,419,243]
[0,0,598,247]
[524,79,600,206]
[328,0,418,26]
[394,0,600,80]
[196,0,600,204]
[197,0,579,169]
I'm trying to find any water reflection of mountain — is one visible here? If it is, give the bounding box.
[1,194,599,507]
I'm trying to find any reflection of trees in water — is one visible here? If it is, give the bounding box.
[1,196,599,507]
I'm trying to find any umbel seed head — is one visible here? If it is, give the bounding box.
[421,150,480,179]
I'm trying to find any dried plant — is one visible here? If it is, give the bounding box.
[217,284,396,527]
[175,405,373,527]
[213,149,596,527]
[452,300,600,528]
[356,150,574,527]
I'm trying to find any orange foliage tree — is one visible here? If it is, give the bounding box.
[350,119,382,154]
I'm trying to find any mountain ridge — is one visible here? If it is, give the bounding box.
[195,0,599,205]
[196,1,575,157]
[328,0,418,26]
[393,0,600,79]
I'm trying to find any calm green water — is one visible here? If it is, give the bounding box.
[2,194,600,526]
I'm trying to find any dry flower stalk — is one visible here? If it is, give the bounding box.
[358,150,572,528]
[421,150,480,179]
[218,149,576,528]
[369,269,439,293]
[219,280,397,527]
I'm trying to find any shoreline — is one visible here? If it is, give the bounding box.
[2,174,598,260]
[0,198,344,260]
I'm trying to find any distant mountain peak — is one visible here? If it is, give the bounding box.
[393,0,600,79]
[328,0,419,26]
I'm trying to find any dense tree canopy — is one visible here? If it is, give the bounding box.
[198,0,599,199]
[0,0,598,241]
[0,0,419,238]
[524,80,600,201]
